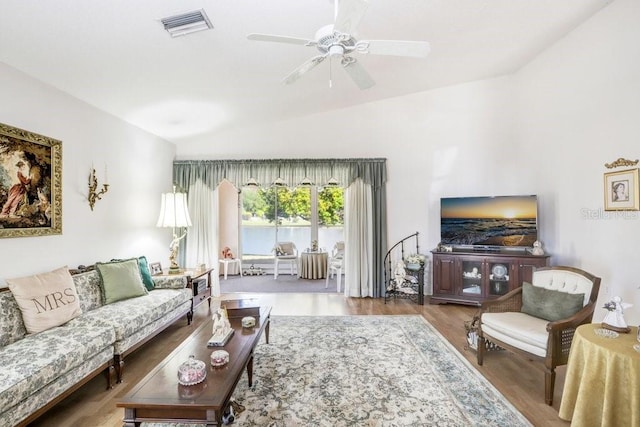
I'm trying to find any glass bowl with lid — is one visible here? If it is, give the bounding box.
[211,350,230,367]
[177,355,207,386]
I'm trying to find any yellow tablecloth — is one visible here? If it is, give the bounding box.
[299,251,328,279]
[559,323,640,427]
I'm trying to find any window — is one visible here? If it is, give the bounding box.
[317,186,344,253]
[241,185,343,259]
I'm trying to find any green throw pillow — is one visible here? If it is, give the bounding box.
[137,256,155,291]
[97,259,148,304]
[521,282,584,322]
[111,256,155,291]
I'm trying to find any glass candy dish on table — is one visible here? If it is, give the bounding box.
[593,328,619,339]
[211,350,230,367]
[177,355,206,386]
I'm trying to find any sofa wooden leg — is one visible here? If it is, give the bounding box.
[477,336,485,365]
[105,364,115,390]
[187,310,193,325]
[545,368,555,405]
[115,356,125,383]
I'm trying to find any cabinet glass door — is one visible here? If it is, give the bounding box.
[488,262,510,296]
[461,260,483,297]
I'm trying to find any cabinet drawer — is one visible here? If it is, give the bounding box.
[193,288,211,305]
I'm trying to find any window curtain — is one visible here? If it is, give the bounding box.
[173,158,387,296]
[344,178,373,297]
[184,179,221,297]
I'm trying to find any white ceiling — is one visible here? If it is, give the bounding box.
[0,0,613,144]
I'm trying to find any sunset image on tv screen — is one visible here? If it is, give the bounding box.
[440,196,538,247]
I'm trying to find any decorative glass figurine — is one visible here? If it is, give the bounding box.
[602,296,632,333]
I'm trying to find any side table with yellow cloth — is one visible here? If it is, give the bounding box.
[299,251,328,279]
[559,323,639,427]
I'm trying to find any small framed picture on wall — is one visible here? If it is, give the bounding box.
[604,168,639,211]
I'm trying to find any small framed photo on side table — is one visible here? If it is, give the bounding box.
[149,262,163,276]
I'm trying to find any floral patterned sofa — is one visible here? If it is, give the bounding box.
[0,262,192,426]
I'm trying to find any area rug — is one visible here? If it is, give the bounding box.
[228,315,531,426]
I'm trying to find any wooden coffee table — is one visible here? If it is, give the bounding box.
[117,305,271,426]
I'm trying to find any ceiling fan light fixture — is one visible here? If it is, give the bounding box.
[328,45,345,56]
[247,0,428,89]
[161,9,213,38]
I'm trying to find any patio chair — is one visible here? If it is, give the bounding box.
[325,241,345,291]
[273,242,298,279]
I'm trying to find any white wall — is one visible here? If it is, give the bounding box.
[515,0,640,323]
[0,63,177,283]
[177,0,639,323]
[177,75,518,250]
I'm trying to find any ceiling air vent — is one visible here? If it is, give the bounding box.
[161,9,213,37]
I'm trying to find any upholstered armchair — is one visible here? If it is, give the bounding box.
[273,242,298,279]
[476,266,601,405]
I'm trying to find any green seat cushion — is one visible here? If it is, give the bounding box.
[521,282,584,322]
[96,259,148,304]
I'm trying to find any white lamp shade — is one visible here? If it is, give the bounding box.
[156,192,192,228]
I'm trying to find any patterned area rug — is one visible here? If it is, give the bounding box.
[229,315,531,426]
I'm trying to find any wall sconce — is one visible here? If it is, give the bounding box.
[156,187,192,274]
[88,167,109,211]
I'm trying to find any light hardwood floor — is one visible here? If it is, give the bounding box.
[28,293,570,427]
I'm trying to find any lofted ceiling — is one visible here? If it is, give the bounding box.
[0,0,613,144]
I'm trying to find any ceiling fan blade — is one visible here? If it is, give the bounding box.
[247,33,315,46]
[282,54,328,85]
[356,40,431,58]
[333,0,369,35]
[341,56,374,90]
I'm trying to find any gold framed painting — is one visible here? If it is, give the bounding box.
[0,122,62,238]
[603,168,639,211]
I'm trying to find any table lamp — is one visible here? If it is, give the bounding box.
[156,187,192,274]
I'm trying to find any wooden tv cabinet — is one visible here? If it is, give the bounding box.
[430,248,550,306]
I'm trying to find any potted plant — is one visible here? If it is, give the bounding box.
[405,254,425,271]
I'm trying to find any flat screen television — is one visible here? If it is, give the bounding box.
[440,195,538,249]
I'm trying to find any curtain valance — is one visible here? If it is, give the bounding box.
[173,158,386,191]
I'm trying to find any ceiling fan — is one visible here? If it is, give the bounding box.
[247,0,431,89]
